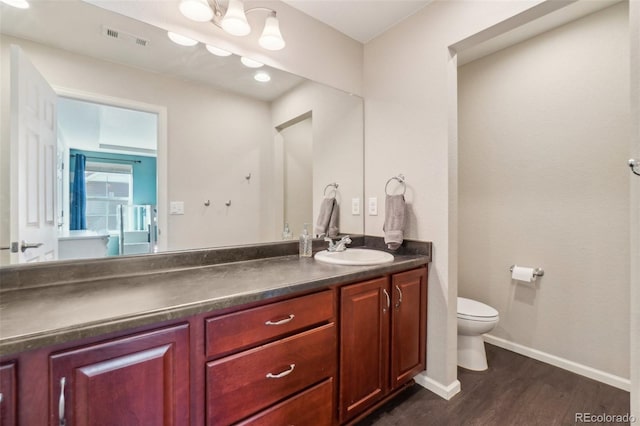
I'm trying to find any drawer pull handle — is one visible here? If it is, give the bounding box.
[265,314,295,326]
[266,364,296,379]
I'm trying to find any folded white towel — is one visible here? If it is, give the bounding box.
[315,197,339,238]
[383,194,406,250]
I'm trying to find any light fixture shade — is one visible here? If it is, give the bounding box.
[1,0,29,8]
[206,44,232,57]
[167,31,199,47]
[179,0,213,22]
[221,0,250,36]
[240,57,264,68]
[259,12,285,51]
[254,71,271,82]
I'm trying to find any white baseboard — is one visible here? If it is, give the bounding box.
[414,372,461,400]
[484,334,631,392]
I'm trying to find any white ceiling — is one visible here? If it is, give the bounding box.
[282,0,432,43]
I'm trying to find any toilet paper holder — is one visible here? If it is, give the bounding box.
[509,265,544,277]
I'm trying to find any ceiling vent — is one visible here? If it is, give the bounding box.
[102,26,149,47]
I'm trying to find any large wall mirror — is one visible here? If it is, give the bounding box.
[0,0,364,265]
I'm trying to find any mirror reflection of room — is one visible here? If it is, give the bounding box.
[0,0,364,265]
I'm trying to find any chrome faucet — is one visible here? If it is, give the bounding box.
[325,235,352,252]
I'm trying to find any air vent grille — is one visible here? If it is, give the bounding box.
[102,26,149,47]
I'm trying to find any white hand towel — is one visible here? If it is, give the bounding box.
[383,194,406,251]
[315,197,338,238]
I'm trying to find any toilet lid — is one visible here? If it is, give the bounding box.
[457,297,498,319]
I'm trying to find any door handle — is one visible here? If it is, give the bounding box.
[395,285,403,310]
[383,288,390,313]
[629,159,640,176]
[20,240,43,253]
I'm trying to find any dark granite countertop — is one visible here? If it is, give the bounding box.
[0,237,430,357]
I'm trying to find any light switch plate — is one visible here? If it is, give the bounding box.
[170,201,184,215]
[351,198,360,215]
[368,197,378,216]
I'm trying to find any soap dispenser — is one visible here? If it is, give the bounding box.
[282,222,292,240]
[299,223,312,257]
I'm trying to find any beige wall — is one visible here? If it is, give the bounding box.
[364,0,552,393]
[459,3,629,379]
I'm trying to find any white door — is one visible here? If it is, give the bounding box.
[9,45,58,263]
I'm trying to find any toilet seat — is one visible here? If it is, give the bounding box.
[457,297,499,322]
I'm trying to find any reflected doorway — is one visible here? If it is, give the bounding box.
[57,97,159,259]
[278,112,313,238]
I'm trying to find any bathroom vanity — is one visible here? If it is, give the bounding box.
[0,238,430,425]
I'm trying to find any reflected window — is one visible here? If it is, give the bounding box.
[84,162,133,232]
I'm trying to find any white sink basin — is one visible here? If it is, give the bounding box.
[314,248,394,266]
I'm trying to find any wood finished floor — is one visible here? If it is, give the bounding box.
[358,344,630,426]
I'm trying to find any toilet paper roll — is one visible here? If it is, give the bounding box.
[511,265,536,283]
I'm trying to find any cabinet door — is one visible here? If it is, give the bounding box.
[50,324,189,426]
[0,363,17,426]
[339,277,389,423]
[390,267,427,388]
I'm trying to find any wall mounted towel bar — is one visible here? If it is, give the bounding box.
[509,265,545,277]
[324,183,339,196]
[385,174,406,196]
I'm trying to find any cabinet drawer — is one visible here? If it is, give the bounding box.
[205,290,334,358]
[206,323,336,426]
[237,378,334,426]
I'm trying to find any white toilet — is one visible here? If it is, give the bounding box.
[457,297,499,371]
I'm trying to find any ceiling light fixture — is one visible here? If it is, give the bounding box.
[179,0,286,51]
[179,0,213,22]
[205,44,232,57]
[254,71,271,83]
[167,31,199,47]
[240,57,263,68]
[0,0,29,9]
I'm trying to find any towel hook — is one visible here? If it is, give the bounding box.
[385,174,406,196]
[629,159,640,177]
[324,182,339,197]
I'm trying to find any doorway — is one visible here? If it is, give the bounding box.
[57,95,161,259]
[54,87,168,255]
[277,111,313,238]
[449,0,636,405]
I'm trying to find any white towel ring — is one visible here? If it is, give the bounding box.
[385,174,406,196]
[324,182,339,197]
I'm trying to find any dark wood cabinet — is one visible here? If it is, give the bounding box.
[339,267,427,423]
[205,290,337,425]
[0,363,17,426]
[339,277,390,422]
[49,324,189,426]
[1,263,427,426]
[237,378,334,426]
[207,323,336,425]
[390,268,428,388]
